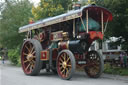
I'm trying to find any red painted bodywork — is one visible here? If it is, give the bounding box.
[40,51,49,60]
[88,31,103,43]
[74,54,84,60]
[74,53,88,68]
[84,6,113,22]
[52,49,58,60]
[50,32,63,41]
[58,41,68,50]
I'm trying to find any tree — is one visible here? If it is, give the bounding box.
[0,0,33,49]
[0,0,33,65]
[32,0,65,20]
[80,0,96,6]
[32,0,74,20]
[96,0,128,50]
[53,0,72,11]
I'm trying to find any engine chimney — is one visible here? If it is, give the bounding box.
[73,1,81,10]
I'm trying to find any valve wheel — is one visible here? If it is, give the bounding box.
[21,39,43,75]
[85,51,104,78]
[57,50,76,80]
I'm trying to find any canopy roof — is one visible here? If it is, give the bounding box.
[19,4,113,33]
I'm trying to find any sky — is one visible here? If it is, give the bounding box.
[0,0,40,6]
[30,0,40,6]
[0,0,4,3]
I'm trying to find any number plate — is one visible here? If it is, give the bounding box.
[78,61,86,64]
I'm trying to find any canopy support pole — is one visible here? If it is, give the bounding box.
[86,10,89,33]
[101,11,104,34]
[104,17,109,34]
[80,17,86,31]
[73,19,75,38]
[26,28,31,39]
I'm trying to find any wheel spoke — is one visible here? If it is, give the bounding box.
[30,46,34,54]
[23,52,28,56]
[88,68,93,74]
[60,65,63,70]
[31,56,36,59]
[64,69,66,75]
[25,63,31,71]
[67,64,72,67]
[29,43,32,50]
[66,57,70,63]
[61,68,65,74]
[66,68,69,73]
[30,60,35,69]
[25,45,31,53]
[29,65,33,72]
[63,53,66,61]
[24,60,29,63]
[31,63,35,69]
[66,68,69,77]
[60,57,63,63]
[63,53,66,57]
[93,61,99,65]
[61,55,65,62]
[59,62,63,65]
[32,51,36,55]
[31,60,35,64]
[95,66,99,71]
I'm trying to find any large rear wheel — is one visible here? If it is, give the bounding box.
[85,51,104,78]
[57,50,76,80]
[21,39,43,76]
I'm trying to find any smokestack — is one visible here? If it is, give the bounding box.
[73,1,81,10]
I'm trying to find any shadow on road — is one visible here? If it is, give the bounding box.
[38,69,98,81]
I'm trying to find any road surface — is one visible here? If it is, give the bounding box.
[0,60,128,85]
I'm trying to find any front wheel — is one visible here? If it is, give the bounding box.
[57,50,76,80]
[21,39,43,76]
[84,50,104,78]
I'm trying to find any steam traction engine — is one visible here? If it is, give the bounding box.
[19,4,113,80]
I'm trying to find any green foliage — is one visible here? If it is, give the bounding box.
[0,0,33,49]
[104,63,128,76]
[96,0,128,50]
[104,63,113,74]
[32,0,64,20]
[80,0,96,6]
[32,0,73,20]
[8,46,20,65]
[53,0,72,11]
[0,0,33,65]
[119,68,128,76]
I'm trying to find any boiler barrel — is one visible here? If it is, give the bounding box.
[58,40,88,53]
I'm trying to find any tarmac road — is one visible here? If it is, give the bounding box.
[0,60,128,85]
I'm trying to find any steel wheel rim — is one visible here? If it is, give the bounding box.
[57,52,72,78]
[21,41,36,74]
[86,52,100,76]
